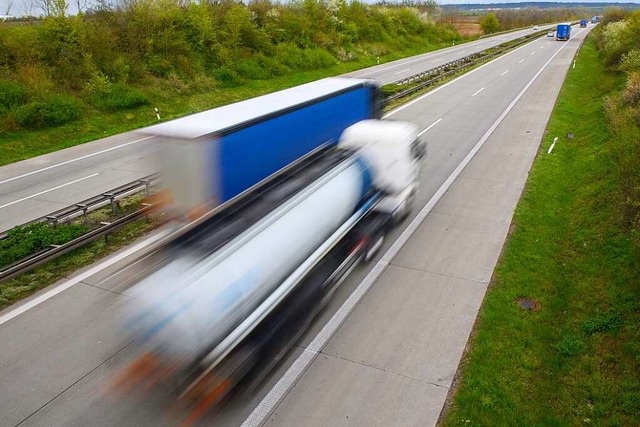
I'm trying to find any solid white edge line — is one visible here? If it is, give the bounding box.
[471,87,485,97]
[242,27,585,427]
[0,173,100,209]
[0,136,153,186]
[385,35,542,117]
[0,229,170,326]
[418,118,442,137]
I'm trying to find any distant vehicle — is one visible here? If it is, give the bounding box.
[533,25,539,30]
[591,16,600,24]
[547,31,555,37]
[556,23,571,41]
[580,19,587,28]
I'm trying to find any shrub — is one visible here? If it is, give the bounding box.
[622,72,640,105]
[236,54,289,80]
[14,95,82,129]
[303,48,336,70]
[0,80,26,108]
[619,49,640,73]
[212,66,243,88]
[91,83,149,111]
[0,222,87,269]
[480,13,500,34]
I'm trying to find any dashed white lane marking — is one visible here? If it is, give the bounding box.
[0,137,152,185]
[0,173,100,209]
[418,119,442,137]
[472,87,485,97]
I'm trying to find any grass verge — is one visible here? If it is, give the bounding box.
[441,37,640,426]
[0,217,158,310]
[0,194,159,310]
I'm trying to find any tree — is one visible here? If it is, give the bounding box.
[480,12,499,34]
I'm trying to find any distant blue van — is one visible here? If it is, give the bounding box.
[556,23,571,41]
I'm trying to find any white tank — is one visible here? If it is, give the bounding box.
[126,158,371,364]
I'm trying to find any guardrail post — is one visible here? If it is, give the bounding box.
[100,222,111,244]
[76,203,88,224]
[104,193,117,216]
[46,215,58,229]
[141,179,151,197]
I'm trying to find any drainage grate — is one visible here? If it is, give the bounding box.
[516,298,539,311]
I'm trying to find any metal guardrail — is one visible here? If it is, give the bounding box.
[0,27,562,283]
[0,204,156,283]
[0,174,160,283]
[385,29,550,103]
[0,173,160,240]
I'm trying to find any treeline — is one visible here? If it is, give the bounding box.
[594,8,640,248]
[493,7,589,30]
[0,0,459,132]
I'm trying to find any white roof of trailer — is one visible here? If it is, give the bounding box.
[140,77,371,139]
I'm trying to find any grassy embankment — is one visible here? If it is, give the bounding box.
[442,37,640,425]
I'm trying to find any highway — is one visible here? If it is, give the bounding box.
[0,24,591,426]
[0,24,557,232]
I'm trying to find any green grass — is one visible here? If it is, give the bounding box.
[0,42,459,167]
[0,193,156,309]
[441,37,640,426]
[0,216,158,310]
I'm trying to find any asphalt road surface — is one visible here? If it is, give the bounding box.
[0,24,591,427]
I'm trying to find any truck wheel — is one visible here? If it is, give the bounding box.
[364,233,385,262]
[396,189,416,224]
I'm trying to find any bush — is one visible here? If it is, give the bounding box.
[212,66,243,88]
[0,222,87,269]
[91,83,149,111]
[303,48,336,70]
[480,13,500,34]
[623,72,640,105]
[0,80,26,108]
[14,95,82,129]
[236,53,289,80]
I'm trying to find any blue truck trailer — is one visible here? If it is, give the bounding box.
[140,78,382,215]
[556,23,571,41]
[580,19,587,28]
